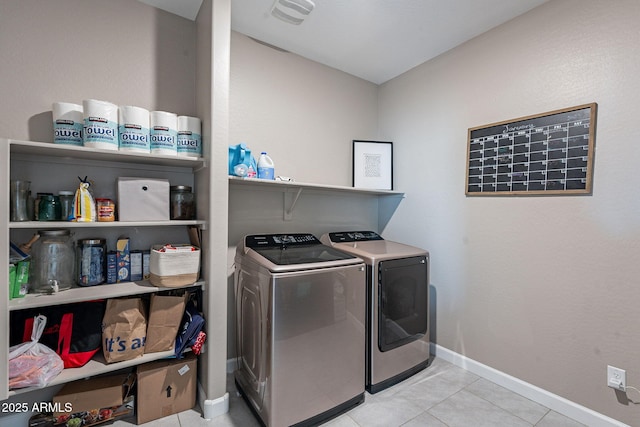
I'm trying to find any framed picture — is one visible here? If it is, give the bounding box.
[352,140,393,190]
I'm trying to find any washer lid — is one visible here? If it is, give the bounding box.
[244,233,361,268]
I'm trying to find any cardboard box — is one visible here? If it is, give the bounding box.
[107,251,117,284]
[136,353,197,424]
[116,238,130,282]
[143,250,150,280]
[52,373,134,417]
[117,177,169,222]
[130,250,143,281]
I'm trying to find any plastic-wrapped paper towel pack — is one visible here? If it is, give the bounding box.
[51,100,202,158]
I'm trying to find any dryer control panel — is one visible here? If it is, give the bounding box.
[245,233,320,248]
[327,231,384,243]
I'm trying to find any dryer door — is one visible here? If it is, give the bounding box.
[378,255,428,352]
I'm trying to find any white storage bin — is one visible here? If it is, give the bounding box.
[117,177,169,221]
[149,244,200,287]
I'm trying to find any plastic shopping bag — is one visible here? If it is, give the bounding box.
[9,315,64,389]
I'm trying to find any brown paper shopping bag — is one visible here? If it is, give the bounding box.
[144,294,187,354]
[102,298,147,363]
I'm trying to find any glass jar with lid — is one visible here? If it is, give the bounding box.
[77,238,107,286]
[170,185,196,220]
[29,229,75,293]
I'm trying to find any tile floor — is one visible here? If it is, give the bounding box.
[114,357,586,427]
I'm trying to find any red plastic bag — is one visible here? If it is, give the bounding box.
[9,315,64,389]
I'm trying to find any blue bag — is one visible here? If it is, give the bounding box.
[228,143,257,176]
[174,300,205,358]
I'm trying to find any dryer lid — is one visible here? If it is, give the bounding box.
[325,231,383,243]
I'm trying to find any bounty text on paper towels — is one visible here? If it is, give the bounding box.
[105,335,146,352]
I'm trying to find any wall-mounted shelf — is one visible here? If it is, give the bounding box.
[229,176,403,196]
[229,176,404,220]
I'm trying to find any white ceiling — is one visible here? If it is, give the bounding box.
[140,0,549,84]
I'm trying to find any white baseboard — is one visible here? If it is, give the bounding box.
[198,382,229,421]
[431,344,629,427]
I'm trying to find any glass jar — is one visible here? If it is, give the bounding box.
[96,198,116,222]
[9,180,31,222]
[77,238,107,286]
[38,193,61,221]
[30,229,75,293]
[58,190,75,221]
[170,185,196,220]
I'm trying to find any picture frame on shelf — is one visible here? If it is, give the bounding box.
[352,140,393,191]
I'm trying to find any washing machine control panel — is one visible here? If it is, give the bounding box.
[328,231,384,243]
[246,233,320,248]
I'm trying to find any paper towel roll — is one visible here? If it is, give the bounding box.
[177,116,202,158]
[53,102,83,146]
[119,106,150,153]
[83,99,118,150]
[150,111,178,156]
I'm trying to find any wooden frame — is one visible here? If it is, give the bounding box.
[466,103,597,196]
[353,140,393,190]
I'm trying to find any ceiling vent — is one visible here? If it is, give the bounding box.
[271,0,315,25]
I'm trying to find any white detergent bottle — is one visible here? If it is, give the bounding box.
[257,152,275,180]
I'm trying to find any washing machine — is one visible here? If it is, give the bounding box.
[321,231,430,394]
[234,233,366,427]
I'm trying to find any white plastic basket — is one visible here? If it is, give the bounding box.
[149,244,200,287]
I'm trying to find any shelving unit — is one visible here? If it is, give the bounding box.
[1,138,209,401]
[0,0,230,418]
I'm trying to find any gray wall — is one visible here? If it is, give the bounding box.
[0,0,196,141]
[2,0,638,425]
[378,1,640,425]
[227,31,384,356]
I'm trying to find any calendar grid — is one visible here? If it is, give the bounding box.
[466,104,596,196]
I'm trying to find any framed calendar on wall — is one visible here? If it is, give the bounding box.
[466,103,597,196]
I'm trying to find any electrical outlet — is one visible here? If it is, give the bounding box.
[607,365,626,391]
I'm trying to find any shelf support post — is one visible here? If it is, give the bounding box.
[283,187,303,221]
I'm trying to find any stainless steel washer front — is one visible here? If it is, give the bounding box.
[235,234,366,427]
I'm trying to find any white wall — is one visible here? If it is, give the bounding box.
[378,1,640,424]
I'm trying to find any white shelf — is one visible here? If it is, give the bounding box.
[8,139,205,169]
[229,176,403,220]
[229,176,404,196]
[8,349,179,396]
[9,220,205,229]
[9,280,204,311]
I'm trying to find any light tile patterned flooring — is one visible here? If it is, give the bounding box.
[114,357,586,426]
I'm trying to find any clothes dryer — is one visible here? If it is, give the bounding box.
[234,233,366,427]
[321,231,430,393]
